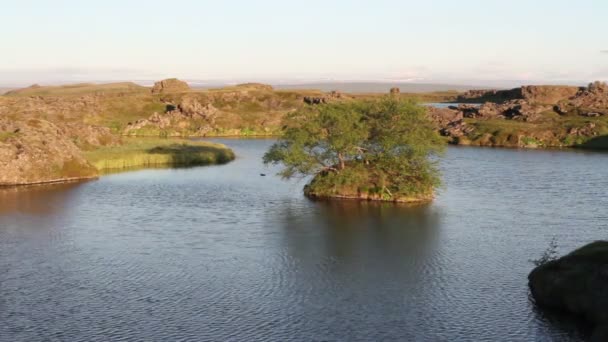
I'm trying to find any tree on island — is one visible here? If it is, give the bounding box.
[263,97,445,202]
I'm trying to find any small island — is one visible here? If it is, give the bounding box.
[263,97,444,203]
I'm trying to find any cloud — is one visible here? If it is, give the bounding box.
[601,50,608,54]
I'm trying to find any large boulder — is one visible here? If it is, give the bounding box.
[151,78,191,94]
[0,117,98,185]
[529,241,608,341]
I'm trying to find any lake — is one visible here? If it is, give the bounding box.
[2,139,607,341]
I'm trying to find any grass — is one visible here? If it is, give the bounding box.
[84,138,235,172]
[5,82,148,96]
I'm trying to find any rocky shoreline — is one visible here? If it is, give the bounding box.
[3,78,608,185]
[304,191,434,204]
[427,82,608,149]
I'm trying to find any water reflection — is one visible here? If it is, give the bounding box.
[0,181,87,216]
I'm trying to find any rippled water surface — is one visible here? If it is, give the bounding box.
[2,139,608,341]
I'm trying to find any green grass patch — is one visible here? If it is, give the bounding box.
[84,138,235,172]
[0,131,19,142]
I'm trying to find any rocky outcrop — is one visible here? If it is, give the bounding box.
[456,88,522,103]
[426,107,474,142]
[427,106,463,127]
[0,117,98,186]
[521,85,581,104]
[434,81,608,148]
[61,123,120,149]
[457,86,581,104]
[303,90,349,105]
[529,241,608,342]
[124,96,219,136]
[452,101,550,122]
[151,78,191,94]
[560,81,608,116]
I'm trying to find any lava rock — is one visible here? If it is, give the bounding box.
[529,241,608,342]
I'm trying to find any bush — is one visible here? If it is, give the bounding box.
[264,97,445,202]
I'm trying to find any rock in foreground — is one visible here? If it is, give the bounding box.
[528,241,608,341]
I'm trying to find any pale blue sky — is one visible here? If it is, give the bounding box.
[1,0,607,85]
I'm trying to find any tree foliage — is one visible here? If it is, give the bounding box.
[263,97,445,201]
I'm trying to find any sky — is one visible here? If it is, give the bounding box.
[1,0,607,86]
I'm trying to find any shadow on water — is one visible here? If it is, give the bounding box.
[529,296,592,341]
[576,135,608,151]
[0,182,87,216]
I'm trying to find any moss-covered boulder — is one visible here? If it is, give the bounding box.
[528,241,608,341]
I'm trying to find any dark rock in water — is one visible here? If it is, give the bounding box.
[528,241,608,341]
[260,173,266,177]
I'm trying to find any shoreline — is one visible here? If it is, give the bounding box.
[305,192,434,204]
[0,175,99,188]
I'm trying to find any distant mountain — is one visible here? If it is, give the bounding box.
[3,82,146,96]
[270,82,490,93]
[0,87,16,95]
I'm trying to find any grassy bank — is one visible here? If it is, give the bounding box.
[84,138,235,172]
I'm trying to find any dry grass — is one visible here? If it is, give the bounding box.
[84,138,235,172]
[5,82,148,96]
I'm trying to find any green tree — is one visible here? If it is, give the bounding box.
[263,97,445,202]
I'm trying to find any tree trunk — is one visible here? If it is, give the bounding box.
[338,153,345,170]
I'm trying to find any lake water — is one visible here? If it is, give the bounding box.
[2,139,607,341]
